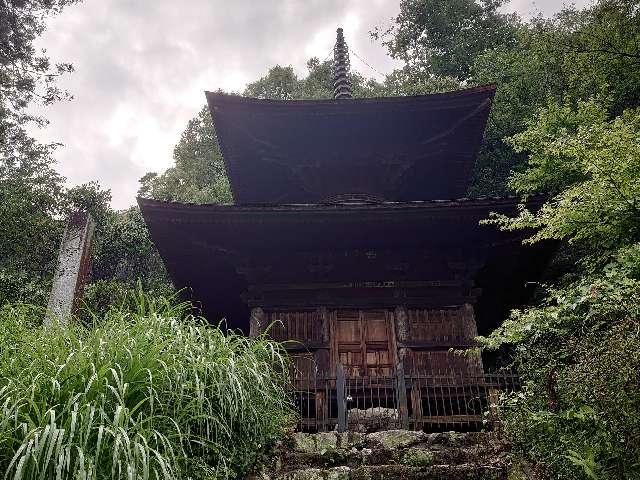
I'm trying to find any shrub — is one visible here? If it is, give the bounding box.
[0,293,292,479]
[79,279,176,320]
[480,246,640,479]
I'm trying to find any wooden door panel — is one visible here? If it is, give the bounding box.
[364,318,387,342]
[339,351,363,376]
[363,310,393,376]
[332,309,396,378]
[337,321,360,340]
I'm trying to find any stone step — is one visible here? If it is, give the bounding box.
[291,430,503,454]
[274,463,507,479]
[282,444,506,470]
[248,430,510,480]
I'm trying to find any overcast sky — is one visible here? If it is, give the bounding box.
[32,0,591,209]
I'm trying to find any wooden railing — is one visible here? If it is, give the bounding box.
[289,362,520,433]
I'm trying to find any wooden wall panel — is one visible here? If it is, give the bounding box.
[407,306,477,344]
[264,305,482,378]
[407,350,483,377]
[267,310,324,344]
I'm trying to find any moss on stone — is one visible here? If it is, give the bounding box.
[402,448,434,467]
[366,430,424,450]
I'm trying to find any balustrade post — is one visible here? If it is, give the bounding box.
[336,362,347,432]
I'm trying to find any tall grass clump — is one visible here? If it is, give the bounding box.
[0,292,292,479]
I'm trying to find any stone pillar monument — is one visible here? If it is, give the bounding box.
[45,210,95,327]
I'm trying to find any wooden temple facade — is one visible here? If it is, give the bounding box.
[140,30,549,431]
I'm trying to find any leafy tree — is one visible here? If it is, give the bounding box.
[81,205,173,317]
[63,181,112,223]
[554,0,640,116]
[1,0,79,147]
[298,57,334,99]
[481,99,640,478]
[375,0,519,80]
[469,0,640,196]
[374,66,461,96]
[0,0,82,305]
[55,183,172,317]
[377,1,640,196]
[243,65,302,100]
[138,105,232,204]
[486,100,640,255]
[484,248,640,479]
[91,206,170,290]
[244,58,382,101]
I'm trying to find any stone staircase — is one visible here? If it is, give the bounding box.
[248,430,513,479]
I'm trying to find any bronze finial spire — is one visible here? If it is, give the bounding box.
[333,27,352,99]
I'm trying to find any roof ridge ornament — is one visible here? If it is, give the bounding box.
[333,27,352,99]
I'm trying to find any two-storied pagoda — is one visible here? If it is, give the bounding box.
[139,29,548,429]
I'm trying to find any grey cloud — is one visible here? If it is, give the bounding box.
[32,0,589,209]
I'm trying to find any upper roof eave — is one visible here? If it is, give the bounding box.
[205,85,497,205]
[204,84,497,108]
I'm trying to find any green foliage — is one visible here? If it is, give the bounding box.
[0,0,78,258]
[0,0,110,307]
[479,36,640,477]
[468,0,640,196]
[1,0,79,161]
[376,0,519,80]
[244,58,381,101]
[0,293,292,479]
[0,130,65,296]
[91,207,171,289]
[373,67,461,96]
[79,279,175,320]
[480,248,640,479]
[0,268,51,308]
[244,65,303,100]
[63,181,113,224]
[485,100,640,254]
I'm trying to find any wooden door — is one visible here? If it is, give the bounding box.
[333,309,396,377]
[335,310,363,376]
[363,310,395,376]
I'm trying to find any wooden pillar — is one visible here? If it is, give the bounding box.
[461,303,484,374]
[394,306,413,429]
[396,361,409,429]
[314,307,330,428]
[249,307,265,337]
[46,211,95,328]
[394,305,410,342]
[319,306,330,344]
[461,303,479,337]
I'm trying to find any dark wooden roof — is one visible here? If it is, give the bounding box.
[206,85,496,205]
[139,196,549,331]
